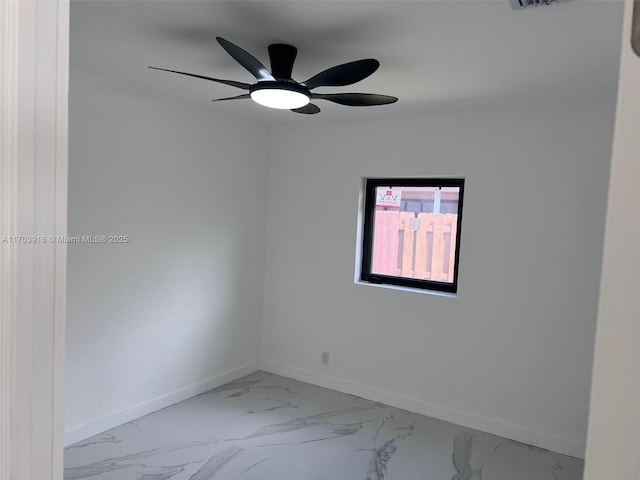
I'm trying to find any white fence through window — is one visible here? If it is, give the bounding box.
[371,211,458,282]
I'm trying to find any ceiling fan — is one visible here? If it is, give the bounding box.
[149,37,398,115]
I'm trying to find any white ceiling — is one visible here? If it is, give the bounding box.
[70,0,624,122]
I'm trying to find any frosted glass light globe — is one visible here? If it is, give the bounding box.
[250,88,310,109]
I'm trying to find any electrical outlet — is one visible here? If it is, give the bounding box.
[321,351,329,365]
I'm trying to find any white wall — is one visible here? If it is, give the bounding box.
[260,102,616,457]
[65,71,268,444]
[584,1,640,477]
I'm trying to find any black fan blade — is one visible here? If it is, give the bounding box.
[302,59,379,89]
[291,103,320,114]
[211,94,250,102]
[148,66,250,90]
[311,93,398,106]
[216,37,274,81]
[269,44,298,80]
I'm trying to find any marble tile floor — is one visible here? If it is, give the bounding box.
[64,371,583,480]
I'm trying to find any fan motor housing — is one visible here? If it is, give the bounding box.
[250,81,310,97]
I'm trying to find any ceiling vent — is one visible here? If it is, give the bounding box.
[512,0,568,9]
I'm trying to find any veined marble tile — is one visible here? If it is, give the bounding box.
[64,371,583,480]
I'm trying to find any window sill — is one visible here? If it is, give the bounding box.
[354,280,457,298]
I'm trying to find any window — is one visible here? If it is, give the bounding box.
[360,178,465,294]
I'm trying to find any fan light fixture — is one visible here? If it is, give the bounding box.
[149,37,398,115]
[249,82,310,109]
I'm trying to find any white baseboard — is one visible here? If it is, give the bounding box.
[64,361,260,447]
[260,360,585,459]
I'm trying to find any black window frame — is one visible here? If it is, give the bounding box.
[360,177,465,294]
